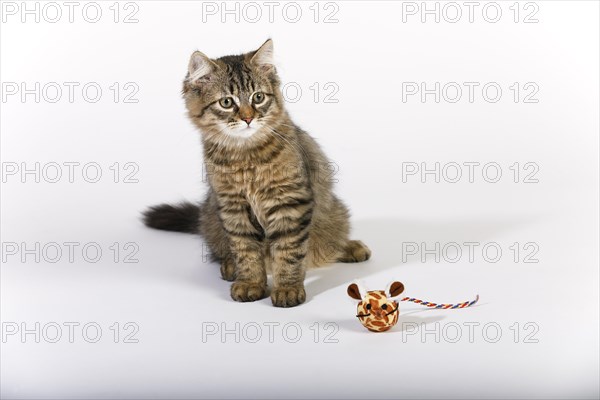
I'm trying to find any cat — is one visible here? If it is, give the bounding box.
[143,39,371,307]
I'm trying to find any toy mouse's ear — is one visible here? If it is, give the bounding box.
[347,283,363,300]
[386,281,405,299]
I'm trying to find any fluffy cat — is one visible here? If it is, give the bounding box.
[143,39,371,307]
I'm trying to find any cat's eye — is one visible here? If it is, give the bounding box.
[366,304,371,310]
[381,304,388,310]
[252,92,265,104]
[219,97,234,109]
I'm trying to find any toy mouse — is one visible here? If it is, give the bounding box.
[347,281,479,332]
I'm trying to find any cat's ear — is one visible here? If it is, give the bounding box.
[187,51,218,83]
[386,281,405,299]
[250,39,275,73]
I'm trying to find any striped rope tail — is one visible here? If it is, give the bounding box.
[400,294,479,309]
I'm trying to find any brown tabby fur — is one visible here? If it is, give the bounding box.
[143,40,371,307]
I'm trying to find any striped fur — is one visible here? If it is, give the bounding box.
[144,40,371,307]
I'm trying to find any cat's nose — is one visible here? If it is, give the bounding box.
[242,118,253,126]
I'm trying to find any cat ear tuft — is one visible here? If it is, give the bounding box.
[188,51,216,83]
[250,39,275,73]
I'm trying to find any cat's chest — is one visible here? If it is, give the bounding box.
[211,163,274,191]
[211,162,304,192]
[210,161,307,226]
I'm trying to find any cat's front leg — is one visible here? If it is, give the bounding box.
[266,200,313,307]
[229,238,266,302]
[218,197,267,302]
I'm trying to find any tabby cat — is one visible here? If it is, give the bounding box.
[143,39,371,307]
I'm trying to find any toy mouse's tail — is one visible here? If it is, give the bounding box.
[400,294,479,309]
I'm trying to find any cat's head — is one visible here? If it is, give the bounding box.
[182,39,285,144]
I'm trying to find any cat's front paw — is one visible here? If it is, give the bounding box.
[271,286,306,307]
[230,281,266,302]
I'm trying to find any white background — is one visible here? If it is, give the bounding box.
[1,1,599,398]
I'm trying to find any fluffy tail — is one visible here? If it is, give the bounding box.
[400,294,479,309]
[142,202,200,234]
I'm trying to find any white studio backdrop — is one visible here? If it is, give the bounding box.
[1,1,599,399]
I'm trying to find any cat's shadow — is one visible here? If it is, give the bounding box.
[152,215,540,304]
[303,216,539,301]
